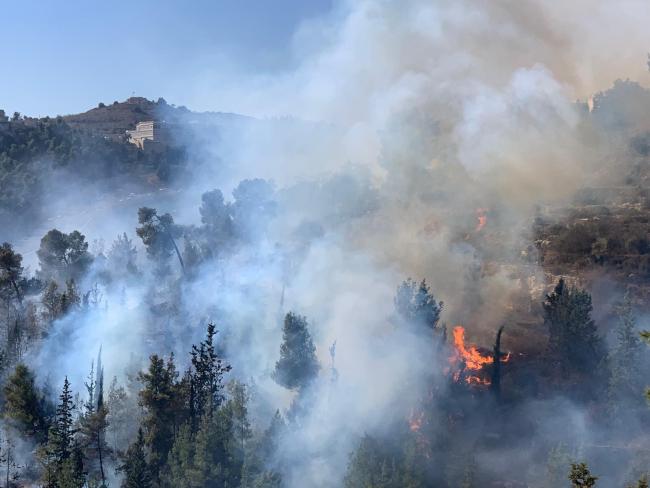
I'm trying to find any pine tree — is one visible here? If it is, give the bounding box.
[190,412,225,487]
[136,207,185,275]
[49,378,75,462]
[106,376,137,455]
[120,428,152,488]
[241,411,283,488]
[164,382,250,488]
[190,323,231,426]
[273,312,320,391]
[3,364,48,439]
[162,424,194,488]
[344,434,401,488]
[227,381,252,456]
[394,278,443,333]
[55,447,85,488]
[544,279,606,379]
[0,242,23,304]
[138,354,180,481]
[609,293,645,411]
[79,361,109,487]
[45,377,85,488]
[569,462,598,487]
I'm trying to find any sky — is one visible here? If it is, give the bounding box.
[0,0,335,117]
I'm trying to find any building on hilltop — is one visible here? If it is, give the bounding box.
[126,120,170,148]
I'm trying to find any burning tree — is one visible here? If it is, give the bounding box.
[448,326,509,387]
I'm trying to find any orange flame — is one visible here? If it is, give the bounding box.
[408,409,424,433]
[475,208,488,232]
[448,325,509,386]
[451,326,493,370]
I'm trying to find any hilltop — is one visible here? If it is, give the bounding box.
[61,96,250,140]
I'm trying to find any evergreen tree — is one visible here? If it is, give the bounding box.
[162,424,194,488]
[273,312,320,391]
[394,278,443,334]
[45,377,85,488]
[609,293,645,414]
[55,447,85,488]
[568,462,597,487]
[79,361,109,487]
[136,207,185,275]
[226,381,251,455]
[42,281,63,322]
[344,434,402,488]
[120,428,152,488]
[37,229,92,283]
[0,242,23,303]
[230,179,276,242]
[106,376,138,455]
[138,354,180,481]
[543,279,606,377]
[199,189,233,257]
[241,411,283,488]
[190,323,231,426]
[3,364,48,439]
[108,233,138,277]
[165,407,242,488]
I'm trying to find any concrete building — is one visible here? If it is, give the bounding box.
[126,121,169,148]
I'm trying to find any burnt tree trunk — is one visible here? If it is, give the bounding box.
[491,326,505,401]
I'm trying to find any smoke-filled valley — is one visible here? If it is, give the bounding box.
[2,1,650,487]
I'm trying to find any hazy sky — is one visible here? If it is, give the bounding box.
[0,0,334,117]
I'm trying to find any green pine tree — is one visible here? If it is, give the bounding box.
[120,428,152,488]
[344,434,402,488]
[3,364,49,439]
[241,410,283,488]
[568,462,597,487]
[162,424,194,488]
[79,361,110,487]
[544,279,606,383]
[273,312,320,391]
[394,278,443,333]
[608,293,645,414]
[190,323,231,426]
[138,354,180,482]
[44,377,85,488]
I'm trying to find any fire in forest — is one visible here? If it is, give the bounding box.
[449,325,510,386]
[475,207,488,232]
[408,408,425,433]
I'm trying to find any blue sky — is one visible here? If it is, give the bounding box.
[0,0,334,116]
